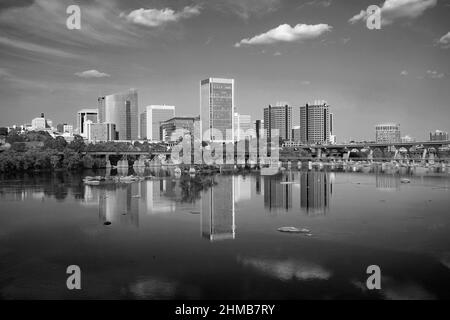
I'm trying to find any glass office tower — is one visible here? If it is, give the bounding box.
[98,89,138,140]
[200,78,235,142]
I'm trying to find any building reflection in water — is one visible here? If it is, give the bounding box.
[300,171,333,216]
[98,184,140,227]
[263,173,293,213]
[201,176,235,241]
[262,171,333,216]
[376,175,400,192]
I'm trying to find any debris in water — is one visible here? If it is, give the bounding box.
[277,227,311,234]
[103,221,112,226]
[400,178,411,184]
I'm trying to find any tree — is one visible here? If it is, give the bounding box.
[54,136,68,151]
[68,135,85,153]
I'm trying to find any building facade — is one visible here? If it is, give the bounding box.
[160,116,199,142]
[300,101,331,144]
[85,121,116,142]
[263,103,292,141]
[200,78,235,142]
[430,130,449,141]
[77,108,98,137]
[31,113,52,130]
[375,123,401,143]
[98,89,138,140]
[234,113,253,141]
[140,105,175,141]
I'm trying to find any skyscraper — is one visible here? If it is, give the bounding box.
[200,78,235,142]
[263,102,292,141]
[300,101,330,144]
[140,105,175,141]
[98,89,138,140]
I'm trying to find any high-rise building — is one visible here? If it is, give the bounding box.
[234,113,253,141]
[263,103,292,141]
[140,105,175,141]
[160,116,198,142]
[329,112,336,144]
[98,89,138,140]
[200,78,235,142]
[430,130,449,141]
[375,123,401,143]
[77,108,98,137]
[300,101,330,144]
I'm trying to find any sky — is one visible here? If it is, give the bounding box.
[0,0,449,142]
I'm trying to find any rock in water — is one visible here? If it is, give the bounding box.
[277,227,311,234]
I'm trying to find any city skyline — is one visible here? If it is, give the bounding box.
[0,0,449,141]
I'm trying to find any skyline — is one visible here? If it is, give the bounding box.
[0,0,449,141]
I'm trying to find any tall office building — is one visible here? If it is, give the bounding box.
[140,105,175,141]
[98,89,138,140]
[200,78,235,142]
[375,123,401,143]
[300,101,330,144]
[77,108,98,137]
[263,102,292,141]
[430,130,449,141]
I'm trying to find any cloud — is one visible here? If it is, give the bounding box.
[122,5,201,27]
[235,23,332,47]
[0,36,78,58]
[213,0,281,20]
[437,31,450,49]
[298,0,333,9]
[426,70,445,79]
[273,51,282,56]
[400,70,408,76]
[301,80,311,85]
[238,256,332,281]
[75,69,111,78]
[349,0,437,26]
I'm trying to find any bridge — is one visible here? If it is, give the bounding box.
[287,140,450,150]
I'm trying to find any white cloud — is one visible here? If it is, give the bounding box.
[349,0,437,26]
[75,70,110,78]
[273,51,282,56]
[426,70,445,79]
[122,5,201,27]
[400,70,408,76]
[301,80,311,85]
[213,0,281,20]
[235,23,332,47]
[0,36,77,58]
[437,31,450,49]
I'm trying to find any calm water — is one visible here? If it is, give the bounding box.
[1,169,450,299]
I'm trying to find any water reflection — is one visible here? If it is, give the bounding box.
[376,174,400,191]
[201,176,235,241]
[263,171,333,216]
